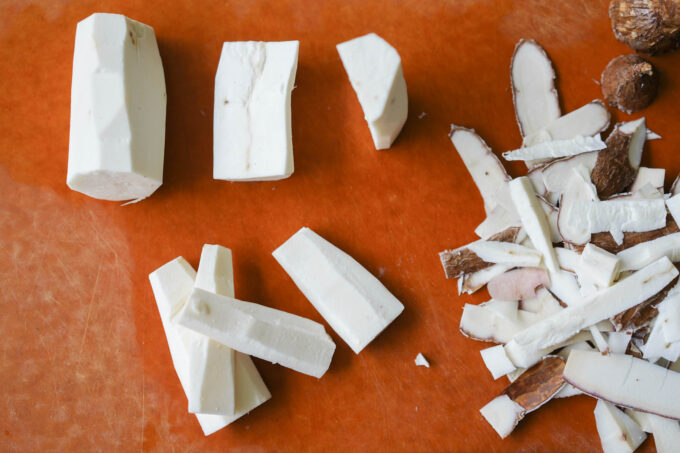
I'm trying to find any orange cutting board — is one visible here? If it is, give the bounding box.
[2,0,679,451]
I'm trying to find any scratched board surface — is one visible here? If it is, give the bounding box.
[1,0,679,451]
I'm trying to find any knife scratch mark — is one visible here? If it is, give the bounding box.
[78,263,102,361]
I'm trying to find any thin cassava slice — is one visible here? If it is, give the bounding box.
[510,39,560,138]
[450,125,511,214]
[521,100,611,147]
[563,350,680,420]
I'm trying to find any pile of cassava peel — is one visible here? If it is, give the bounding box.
[440,38,680,452]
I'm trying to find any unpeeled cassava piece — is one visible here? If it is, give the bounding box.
[273,227,404,354]
[601,54,659,114]
[149,256,270,435]
[609,0,680,55]
[591,118,647,198]
[479,356,565,438]
[67,13,166,202]
[213,41,299,180]
[337,33,408,150]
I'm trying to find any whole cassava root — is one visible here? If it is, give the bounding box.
[609,0,680,55]
[601,54,659,113]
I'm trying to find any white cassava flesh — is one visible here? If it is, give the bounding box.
[593,399,647,453]
[149,257,270,435]
[641,312,680,362]
[617,232,680,271]
[522,100,611,147]
[519,288,563,318]
[460,303,526,344]
[554,342,593,398]
[503,135,605,162]
[658,289,680,343]
[504,257,678,368]
[508,177,559,273]
[273,227,404,354]
[554,247,580,273]
[607,331,632,354]
[576,243,620,291]
[188,245,238,416]
[666,194,680,226]
[467,241,541,268]
[337,33,407,150]
[475,205,520,239]
[414,353,430,368]
[625,409,653,433]
[538,197,561,244]
[540,152,600,204]
[67,13,166,202]
[213,41,298,181]
[564,350,680,420]
[450,126,511,214]
[619,118,647,170]
[557,165,598,246]
[480,395,525,439]
[480,345,517,379]
[672,175,680,196]
[459,264,511,295]
[511,40,560,138]
[570,198,667,245]
[175,288,336,378]
[484,300,520,320]
[646,129,661,140]
[647,414,680,453]
[630,167,665,193]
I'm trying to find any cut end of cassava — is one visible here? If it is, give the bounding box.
[67,169,162,202]
[510,39,561,138]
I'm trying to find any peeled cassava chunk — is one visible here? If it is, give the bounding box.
[273,227,404,354]
[175,288,336,378]
[213,41,298,181]
[337,33,407,150]
[149,257,271,435]
[67,13,166,202]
